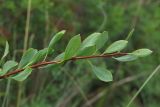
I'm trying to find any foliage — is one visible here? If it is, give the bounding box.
[0,30,152,82]
[0,0,159,107]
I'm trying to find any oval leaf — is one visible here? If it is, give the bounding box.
[89,62,113,82]
[30,48,48,64]
[77,46,96,56]
[114,54,138,62]
[64,35,81,60]
[96,31,108,49]
[0,60,18,76]
[132,49,152,57]
[11,67,32,81]
[18,48,38,68]
[78,32,100,55]
[104,40,128,53]
[48,30,66,53]
[81,32,100,50]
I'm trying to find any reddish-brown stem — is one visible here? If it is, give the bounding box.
[0,52,128,79]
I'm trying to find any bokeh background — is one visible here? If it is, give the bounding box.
[0,0,160,107]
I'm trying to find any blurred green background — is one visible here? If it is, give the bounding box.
[0,0,160,107]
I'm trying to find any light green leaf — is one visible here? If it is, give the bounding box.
[18,48,38,68]
[0,60,18,76]
[48,30,66,53]
[30,48,48,64]
[114,55,138,62]
[89,62,113,82]
[78,32,100,55]
[77,46,96,56]
[11,67,32,81]
[96,31,108,49]
[132,49,152,57]
[64,35,81,60]
[81,32,101,50]
[1,41,9,60]
[104,40,128,53]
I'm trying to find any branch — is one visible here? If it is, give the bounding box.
[0,52,128,79]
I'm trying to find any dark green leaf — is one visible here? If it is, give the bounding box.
[0,60,18,76]
[18,48,38,68]
[104,40,128,53]
[64,35,81,60]
[11,67,32,81]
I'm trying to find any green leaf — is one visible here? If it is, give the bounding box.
[44,53,65,69]
[96,31,108,49]
[89,62,113,82]
[77,46,96,56]
[0,60,18,76]
[48,30,66,53]
[114,55,138,62]
[132,49,152,57]
[47,49,54,55]
[1,41,9,60]
[11,67,32,81]
[64,35,81,60]
[54,52,65,61]
[104,40,128,53]
[30,48,48,64]
[81,32,101,50]
[18,48,38,68]
[78,32,100,55]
